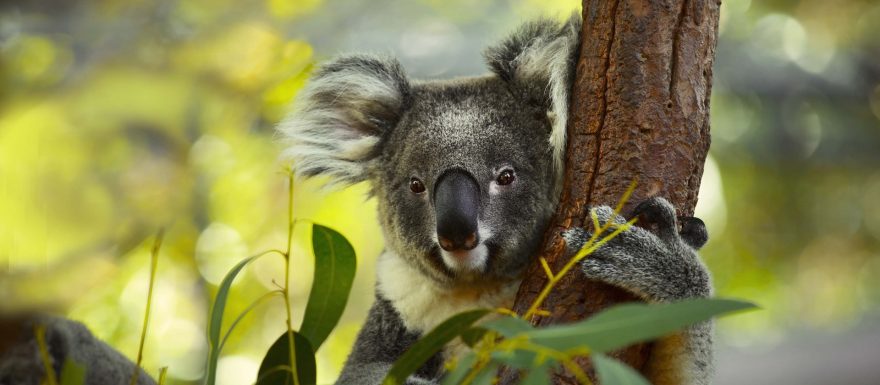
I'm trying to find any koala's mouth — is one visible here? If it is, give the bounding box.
[428,240,501,279]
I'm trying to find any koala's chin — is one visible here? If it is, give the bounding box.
[417,244,502,288]
[421,234,537,289]
[438,243,490,273]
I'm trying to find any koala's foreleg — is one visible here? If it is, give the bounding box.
[562,197,714,385]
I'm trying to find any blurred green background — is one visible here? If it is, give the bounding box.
[1,0,879,384]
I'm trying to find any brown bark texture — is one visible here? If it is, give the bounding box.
[500,0,719,383]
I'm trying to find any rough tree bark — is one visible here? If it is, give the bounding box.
[500,0,719,383]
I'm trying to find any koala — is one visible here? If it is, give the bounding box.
[280,15,714,385]
[0,16,713,385]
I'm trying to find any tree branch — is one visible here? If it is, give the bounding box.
[499,0,720,383]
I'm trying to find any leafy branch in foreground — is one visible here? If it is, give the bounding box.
[204,170,357,385]
[389,298,754,385]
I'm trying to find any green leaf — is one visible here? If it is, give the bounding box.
[256,331,317,385]
[299,224,357,350]
[489,349,538,369]
[481,316,533,338]
[460,327,487,348]
[471,361,500,385]
[527,298,756,353]
[205,253,267,385]
[382,309,489,385]
[59,359,85,385]
[440,353,477,385]
[520,361,552,385]
[592,354,650,385]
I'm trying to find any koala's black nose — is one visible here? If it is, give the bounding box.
[434,169,480,251]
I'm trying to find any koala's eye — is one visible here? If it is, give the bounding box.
[496,169,515,186]
[410,177,426,194]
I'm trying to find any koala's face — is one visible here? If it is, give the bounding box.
[280,18,578,287]
[372,78,558,285]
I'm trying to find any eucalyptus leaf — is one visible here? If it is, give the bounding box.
[205,253,266,385]
[256,331,317,385]
[527,298,755,352]
[300,224,357,350]
[383,309,489,385]
[440,353,477,385]
[520,361,552,385]
[460,327,487,348]
[489,349,538,369]
[480,316,533,338]
[471,362,500,385]
[592,354,650,385]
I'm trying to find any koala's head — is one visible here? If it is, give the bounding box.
[280,17,580,287]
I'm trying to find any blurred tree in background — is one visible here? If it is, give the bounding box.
[1,0,879,384]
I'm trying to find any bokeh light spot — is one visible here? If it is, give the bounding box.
[195,223,250,285]
[156,319,208,381]
[216,355,259,385]
[749,14,807,65]
[695,155,727,239]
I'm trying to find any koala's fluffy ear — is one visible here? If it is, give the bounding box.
[278,55,410,186]
[483,15,581,171]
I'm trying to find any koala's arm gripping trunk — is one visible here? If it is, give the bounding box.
[499,0,720,383]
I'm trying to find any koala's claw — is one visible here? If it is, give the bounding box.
[679,216,708,249]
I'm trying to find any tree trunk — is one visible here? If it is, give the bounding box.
[500,0,719,383]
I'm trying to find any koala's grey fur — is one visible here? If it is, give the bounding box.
[0,315,156,385]
[281,15,714,385]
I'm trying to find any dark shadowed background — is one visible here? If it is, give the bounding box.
[1,0,879,384]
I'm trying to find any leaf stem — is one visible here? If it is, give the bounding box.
[131,229,164,385]
[35,324,58,385]
[219,289,285,351]
[523,218,632,320]
[284,172,300,385]
[157,367,168,385]
[523,181,637,321]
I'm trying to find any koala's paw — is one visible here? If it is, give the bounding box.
[565,197,712,303]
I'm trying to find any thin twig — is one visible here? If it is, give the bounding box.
[130,229,164,385]
[283,171,300,385]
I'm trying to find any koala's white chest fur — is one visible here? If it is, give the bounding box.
[376,251,519,334]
